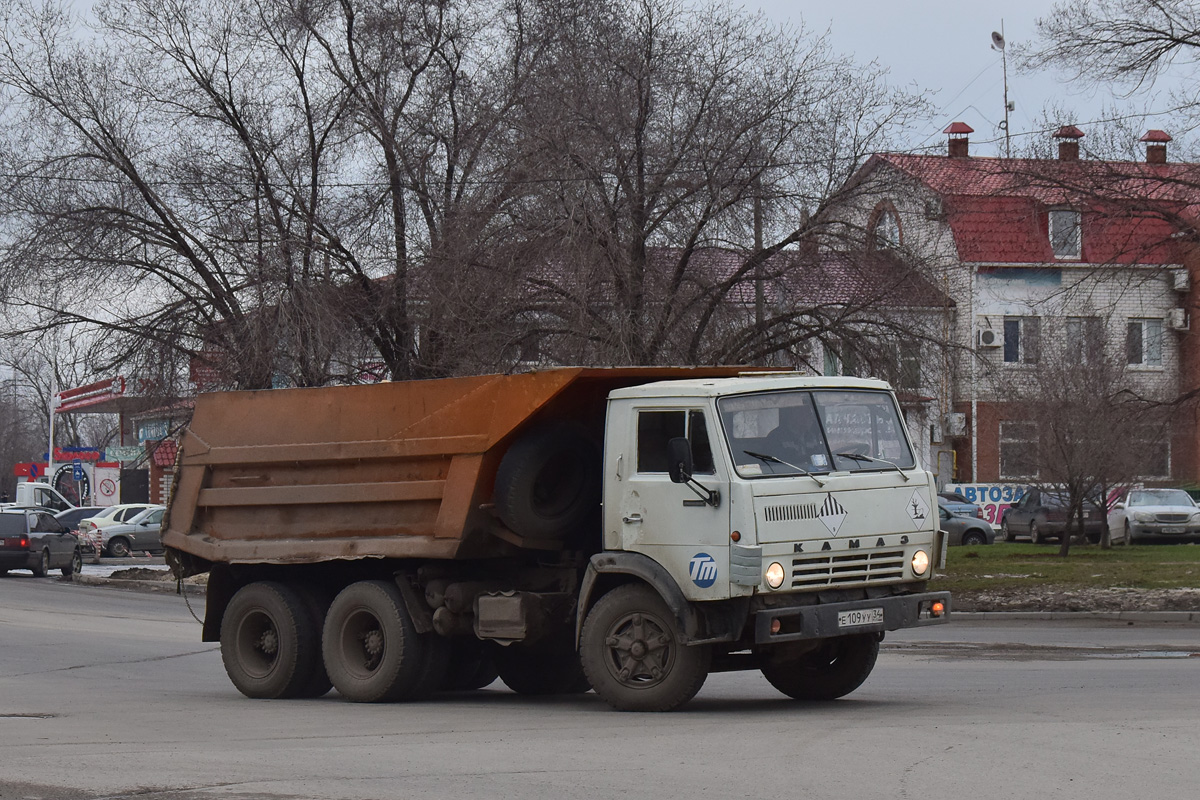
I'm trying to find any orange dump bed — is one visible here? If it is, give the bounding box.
[162,367,746,566]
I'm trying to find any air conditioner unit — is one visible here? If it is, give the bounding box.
[1168,307,1189,330]
[976,328,1002,348]
[1172,269,1191,292]
[944,412,968,438]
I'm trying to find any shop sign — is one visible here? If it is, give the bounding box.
[137,420,170,442]
[106,445,145,462]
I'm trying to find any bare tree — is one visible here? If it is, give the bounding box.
[1002,323,1170,554]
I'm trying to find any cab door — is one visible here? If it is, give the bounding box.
[615,406,731,600]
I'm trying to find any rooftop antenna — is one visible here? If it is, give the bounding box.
[991,23,1013,157]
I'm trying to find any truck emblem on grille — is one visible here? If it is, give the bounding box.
[688,553,718,587]
[818,493,847,536]
[908,490,930,529]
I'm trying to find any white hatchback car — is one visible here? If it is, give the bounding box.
[1108,489,1200,544]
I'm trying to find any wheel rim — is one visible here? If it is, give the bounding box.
[1030,523,1038,543]
[601,608,676,689]
[336,607,387,680]
[40,551,49,574]
[111,540,128,557]
[234,608,282,679]
[71,552,81,574]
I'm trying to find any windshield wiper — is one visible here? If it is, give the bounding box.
[835,451,911,481]
[743,450,826,487]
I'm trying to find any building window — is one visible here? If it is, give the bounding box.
[1065,316,1103,363]
[869,201,901,250]
[1126,318,1163,366]
[822,342,859,377]
[999,421,1039,479]
[1049,208,1081,259]
[1003,316,1040,364]
[891,340,921,390]
[1136,426,1171,479]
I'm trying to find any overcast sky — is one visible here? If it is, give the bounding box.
[752,0,1192,158]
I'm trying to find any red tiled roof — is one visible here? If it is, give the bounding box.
[151,440,178,467]
[866,153,1200,265]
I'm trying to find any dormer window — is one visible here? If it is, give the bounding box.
[1049,208,1081,259]
[869,201,901,249]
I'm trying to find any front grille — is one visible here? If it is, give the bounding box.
[763,503,819,523]
[1155,513,1190,524]
[790,549,906,589]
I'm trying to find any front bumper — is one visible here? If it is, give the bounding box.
[753,591,950,644]
[1128,524,1200,540]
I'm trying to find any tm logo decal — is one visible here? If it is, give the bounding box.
[689,553,718,588]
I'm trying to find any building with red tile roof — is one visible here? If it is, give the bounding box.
[843,124,1200,487]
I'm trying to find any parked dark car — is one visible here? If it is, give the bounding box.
[999,488,1105,543]
[938,505,994,546]
[54,505,107,532]
[0,507,83,577]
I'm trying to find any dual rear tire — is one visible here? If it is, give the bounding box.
[220,580,456,702]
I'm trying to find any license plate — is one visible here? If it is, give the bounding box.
[1162,526,1185,534]
[838,607,884,628]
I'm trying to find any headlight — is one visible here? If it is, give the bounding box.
[764,561,786,589]
[911,550,930,577]
[1134,511,1155,522]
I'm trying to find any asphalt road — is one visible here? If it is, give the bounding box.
[2,574,1199,800]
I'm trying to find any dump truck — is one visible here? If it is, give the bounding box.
[164,368,950,711]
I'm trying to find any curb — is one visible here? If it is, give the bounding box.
[953,610,1200,622]
[73,574,206,596]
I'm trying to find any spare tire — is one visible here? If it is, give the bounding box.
[494,422,600,539]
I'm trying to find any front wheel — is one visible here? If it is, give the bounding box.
[107,537,131,558]
[1124,521,1134,545]
[999,519,1011,542]
[580,584,710,712]
[962,531,987,547]
[62,549,82,577]
[760,634,880,701]
[1029,521,1043,545]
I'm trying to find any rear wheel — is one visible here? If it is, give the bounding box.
[760,634,880,701]
[61,549,82,577]
[442,641,499,691]
[220,582,321,699]
[107,537,131,558]
[580,584,710,712]
[292,584,335,698]
[495,637,591,696]
[322,580,431,703]
[31,549,49,577]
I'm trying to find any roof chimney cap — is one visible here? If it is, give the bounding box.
[1053,125,1085,139]
[943,122,974,135]
[1140,129,1172,143]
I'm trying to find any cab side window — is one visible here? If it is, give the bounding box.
[637,410,715,474]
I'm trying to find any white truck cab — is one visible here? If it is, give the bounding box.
[5,482,77,513]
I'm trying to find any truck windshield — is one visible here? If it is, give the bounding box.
[718,389,915,478]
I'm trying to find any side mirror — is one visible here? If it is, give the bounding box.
[666,437,693,484]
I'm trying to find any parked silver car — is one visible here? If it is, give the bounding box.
[1108,489,1200,544]
[938,505,995,546]
[101,506,166,557]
